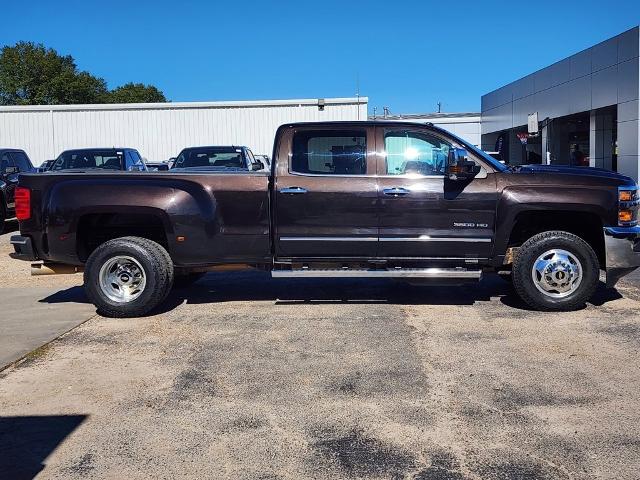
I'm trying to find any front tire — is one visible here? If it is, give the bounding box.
[84,236,174,318]
[512,231,599,311]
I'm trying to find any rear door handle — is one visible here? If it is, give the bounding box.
[280,186,308,194]
[383,187,410,196]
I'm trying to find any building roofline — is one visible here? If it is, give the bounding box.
[0,97,368,113]
[481,25,639,99]
[371,112,480,120]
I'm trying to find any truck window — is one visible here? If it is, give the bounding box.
[9,151,32,172]
[1,153,14,173]
[384,130,451,176]
[125,150,145,171]
[291,130,367,175]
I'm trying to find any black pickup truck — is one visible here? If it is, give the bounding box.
[10,121,640,317]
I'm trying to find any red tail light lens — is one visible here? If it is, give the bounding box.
[15,187,31,221]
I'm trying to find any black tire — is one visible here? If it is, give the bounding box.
[512,231,599,311]
[173,272,206,289]
[84,236,174,318]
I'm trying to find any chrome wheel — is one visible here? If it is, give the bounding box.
[98,255,146,303]
[531,249,582,298]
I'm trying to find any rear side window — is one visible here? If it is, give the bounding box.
[291,130,367,175]
[9,151,32,172]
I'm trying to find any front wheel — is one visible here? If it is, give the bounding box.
[512,231,600,311]
[84,236,174,318]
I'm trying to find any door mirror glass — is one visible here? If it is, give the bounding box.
[447,148,480,180]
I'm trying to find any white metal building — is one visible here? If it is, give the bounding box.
[0,97,368,165]
[369,112,482,146]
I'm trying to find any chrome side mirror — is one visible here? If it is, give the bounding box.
[447,148,480,180]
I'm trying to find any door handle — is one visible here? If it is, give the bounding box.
[280,186,308,194]
[383,187,410,196]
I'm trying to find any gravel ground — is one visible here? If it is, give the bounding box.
[1,226,639,479]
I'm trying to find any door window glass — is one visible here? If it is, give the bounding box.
[292,130,366,175]
[9,151,32,172]
[384,130,451,176]
[1,153,14,173]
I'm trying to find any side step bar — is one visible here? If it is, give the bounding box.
[271,268,482,279]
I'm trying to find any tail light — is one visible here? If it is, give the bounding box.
[15,187,31,221]
[618,186,638,226]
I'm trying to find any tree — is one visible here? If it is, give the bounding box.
[0,41,167,105]
[0,42,108,105]
[107,83,167,103]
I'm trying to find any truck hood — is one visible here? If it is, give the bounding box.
[513,164,636,186]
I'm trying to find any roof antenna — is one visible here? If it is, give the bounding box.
[356,72,360,120]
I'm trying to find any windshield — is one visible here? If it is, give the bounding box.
[173,147,247,169]
[52,150,123,171]
[434,128,509,173]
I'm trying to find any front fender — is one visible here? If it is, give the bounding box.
[493,185,615,258]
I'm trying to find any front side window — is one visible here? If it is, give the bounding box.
[125,151,145,171]
[384,130,451,176]
[9,151,32,172]
[291,130,366,175]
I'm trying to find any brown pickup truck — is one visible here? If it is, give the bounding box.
[10,121,640,317]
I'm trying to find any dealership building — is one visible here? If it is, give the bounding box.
[481,26,640,180]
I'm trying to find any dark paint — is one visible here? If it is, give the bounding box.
[15,121,636,269]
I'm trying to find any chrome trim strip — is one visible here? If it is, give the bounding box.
[272,268,482,279]
[280,236,492,243]
[380,236,492,243]
[279,236,378,242]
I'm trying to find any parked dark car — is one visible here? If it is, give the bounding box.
[1,148,36,233]
[49,148,147,172]
[10,121,640,317]
[145,161,171,171]
[38,159,56,172]
[171,146,264,172]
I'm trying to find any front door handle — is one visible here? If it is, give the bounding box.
[383,187,410,196]
[280,186,308,194]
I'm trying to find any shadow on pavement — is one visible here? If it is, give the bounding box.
[0,415,87,480]
[35,271,625,316]
[39,286,90,305]
[154,271,624,315]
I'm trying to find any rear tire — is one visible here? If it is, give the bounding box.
[84,236,173,318]
[512,231,599,311]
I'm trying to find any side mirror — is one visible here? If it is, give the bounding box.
[447,148,481,180]
[4,165,18,175]
[252,160,265,171]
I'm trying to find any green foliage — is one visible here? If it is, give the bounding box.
[107,83,167,103]
[0,41,167,105]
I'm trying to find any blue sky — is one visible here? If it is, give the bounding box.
[1,0,638,113]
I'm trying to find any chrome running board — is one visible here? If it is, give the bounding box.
[271,268,482,279]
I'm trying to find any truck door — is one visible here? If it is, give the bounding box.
[375,126,497,260]
[274,125,378,258]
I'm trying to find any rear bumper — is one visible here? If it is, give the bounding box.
[9,235,38,261]
[604,226,640,287]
